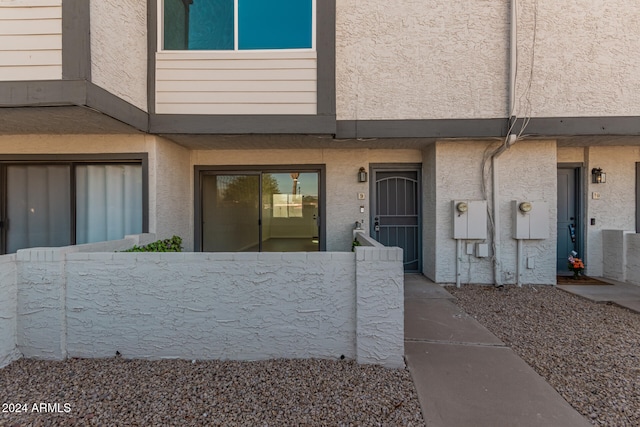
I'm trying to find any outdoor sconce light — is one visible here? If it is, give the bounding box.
[591,168,606,184]
[358,167,368,183]
[518,201,533,214]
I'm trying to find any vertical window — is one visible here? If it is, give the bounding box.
[76,165,143,245]
[1,161,145,254]
[163,0,313,51]
[6,165,71,253]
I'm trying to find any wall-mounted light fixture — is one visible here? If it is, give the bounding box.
[591,168,606,184]
[358,167,368,183]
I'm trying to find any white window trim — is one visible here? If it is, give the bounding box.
[158,0,316,53]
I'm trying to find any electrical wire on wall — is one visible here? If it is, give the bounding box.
[481,0,538,286]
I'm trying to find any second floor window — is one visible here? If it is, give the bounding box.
[163,0,313,51]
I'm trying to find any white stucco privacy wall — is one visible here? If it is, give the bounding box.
[625,234,640,287]
[0,255,19,368]
[603,230,640,287]
[585,146,640,277]
[13,238,405,368]
[91,0,147,111]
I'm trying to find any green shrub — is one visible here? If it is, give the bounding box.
[122,235,183,252]
[351,239,362,252]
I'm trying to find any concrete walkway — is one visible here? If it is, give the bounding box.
[557,277,640,313]
[404,275,590,427]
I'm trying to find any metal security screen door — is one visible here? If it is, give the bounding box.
[371,167,421,272]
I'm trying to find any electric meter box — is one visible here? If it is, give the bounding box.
[453,200,487,239]
[512,200,549,239]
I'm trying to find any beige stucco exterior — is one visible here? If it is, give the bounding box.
[90,0,148,111]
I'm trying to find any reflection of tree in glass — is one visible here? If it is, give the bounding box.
[222,174,280,203]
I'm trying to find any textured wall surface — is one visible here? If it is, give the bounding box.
[15,248,69,359]
[625,234,640,286]
[11,242,404,366]
[65,252,356,361]
[91,0,147,110]
[150,136,192,250]
[336,0,508,120]
[0,255,19,368]
[514,0,640,117]
[434,140,557,285]
[355,244,404,368]
[585,146,640,276]
[602,230,630,282]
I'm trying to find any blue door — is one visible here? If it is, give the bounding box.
[557,168,580,275]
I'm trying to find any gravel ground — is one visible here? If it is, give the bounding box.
[0,357,424,426]
[448,285,640,426]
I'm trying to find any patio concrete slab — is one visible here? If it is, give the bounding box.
[405,274,590,426]
[558,280,640,313]
[405,298,503,345]
[404,274,454,299]
[405,341,591,427]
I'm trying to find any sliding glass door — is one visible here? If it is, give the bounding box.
[202,174,261,252]
[1,160,145,254]
[6,165,71,253]
[200,168,321,252]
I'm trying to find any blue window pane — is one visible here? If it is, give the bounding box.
[164,0,188,50]
[189,0,234,50]
[238,0,312,50]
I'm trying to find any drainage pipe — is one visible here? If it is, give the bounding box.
[516,238,523,286]
[491,0,518,287]
[456,239,462,288]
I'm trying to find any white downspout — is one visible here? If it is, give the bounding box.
[492,0,518,287]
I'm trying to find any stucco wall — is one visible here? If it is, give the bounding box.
[336,0,508,120]
[12,242,405,368]
[515,0,640,117]
[65,252,357,362]
[625,234,640,286]
[355,244,404,367]
[0,255,19,368]
[557,147,585,164]
[192,144,422,252]
[150,136,192,250]
[434,140,557,285]
[90,0,147,111]
[585,146,640,276]
[602,230,630,282]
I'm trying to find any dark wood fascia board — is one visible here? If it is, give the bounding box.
[147,0,157,115]
[0,80,86,107]
[336,119,509,139]
[86,83,149,132]
[513,117,640,136]
[149,114,336,135]
[337,117,640,139]
[62,0,91,80]
[316,0,336,116]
